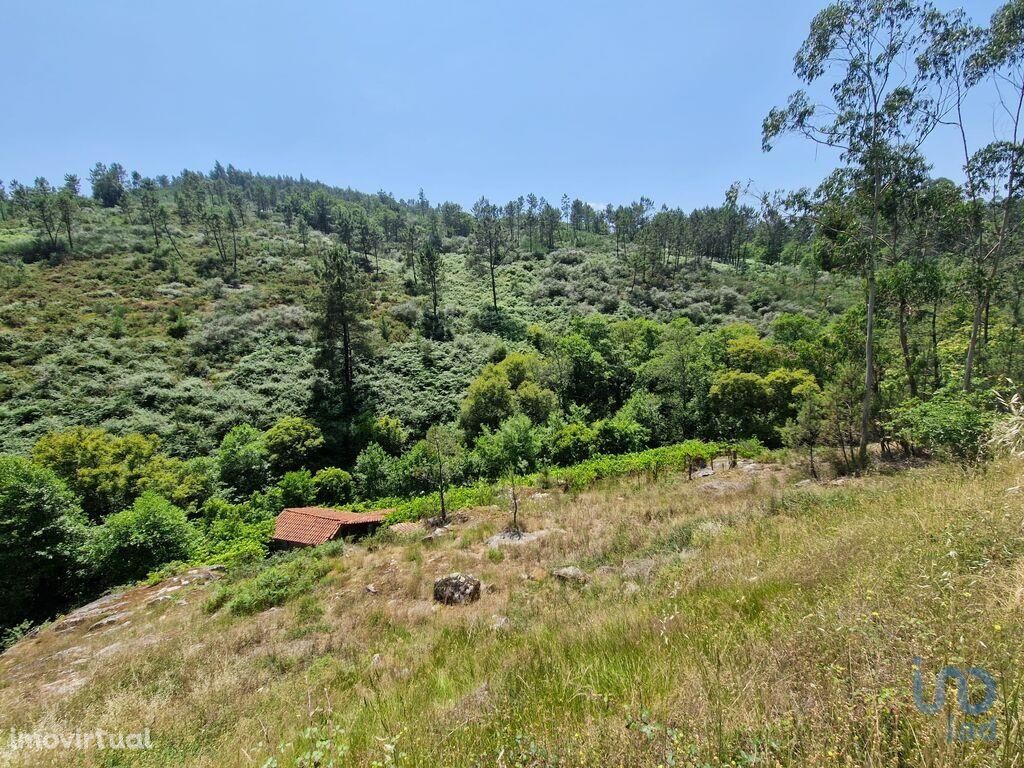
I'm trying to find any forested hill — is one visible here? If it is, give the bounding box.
[8,0,1024,641]
[0,166,861,461]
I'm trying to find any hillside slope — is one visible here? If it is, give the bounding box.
[0,202,856,457]
[1,459,1021,767]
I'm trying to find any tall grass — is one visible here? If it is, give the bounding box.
[4,460,1022,767]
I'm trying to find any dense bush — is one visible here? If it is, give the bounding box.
[277,470,316,507]
[312,467,353,505]
[205,549,333,616]
[892,394,994,460]
[32,428,161,520]
[90,492,199,585]
[218,424,270,499]
[354,443,397,498]
[263,416,324,472]
[472,414,542,479]
[0,456,88,629]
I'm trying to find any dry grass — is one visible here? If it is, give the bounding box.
[1,458,1023,766]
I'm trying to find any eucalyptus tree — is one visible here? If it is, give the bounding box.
[959,0,1024,391]
[763,0,939,468]
[877,146,932,398]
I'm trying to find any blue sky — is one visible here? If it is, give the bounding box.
[0,0,1006,210]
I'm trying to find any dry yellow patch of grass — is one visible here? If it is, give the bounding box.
[1,459,1022,766]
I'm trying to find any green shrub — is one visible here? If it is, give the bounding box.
[32,427,161,520]
[594,416,649,455]
[368,416,409,456]
[211,554,332,616]
[278,470,315,507]
[90,492,199,585]
[545,420,597,466]
[0,456,88,629]
[199,497,272,566]
[217,424,270,499]
[263,416,325,472]
[892,394,993,460]
[472,415,541,479]
[312,467,353,505]
[355,443,397,498]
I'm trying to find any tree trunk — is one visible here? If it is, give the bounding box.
[342,320,353,411]
[489,258,498,310]
[859,252,877,470]
[898,295,917,398]
[964,293,984,393]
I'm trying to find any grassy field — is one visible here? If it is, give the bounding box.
[1,457,1022,767]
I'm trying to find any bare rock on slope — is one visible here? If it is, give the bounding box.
[433,573,481,605]
[552,566,589,584]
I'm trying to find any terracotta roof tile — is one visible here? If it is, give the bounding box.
[273,507,387,546]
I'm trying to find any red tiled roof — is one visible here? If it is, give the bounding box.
[273,507,388,546]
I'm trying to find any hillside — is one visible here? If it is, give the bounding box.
[9,0,1024,765]
[0,185,857,457]
[1,157,1021,695]
[2,457,1022,767]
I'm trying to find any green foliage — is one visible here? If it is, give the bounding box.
[277,469,315,507]
[382,482,497,524]
[459,365,516,436]
[594,415,649,455]
[198,497,272,567]
[207,550,332,616]
[407,424,466,514]
[354,442,397,498]
[312,467,353,505]
[368,415,409,456]
[513,380,558,424]
[90,492,199,586]
[0,456,87,629]
[778,385,825,477]
[472,414,542,479]
[218,424,270,499]
[31,427,199,520]
[892,393,994,460]
[544,418,598,466]
[263,416,324,473]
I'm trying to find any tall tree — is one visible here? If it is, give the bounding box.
[56,174,79,253]
[417,229,445,335]
[764,0,936,468]
[471,197,505,310]
[138,178,163,248]
[959,0,1024,391]
[88,162,126,208]
[19,178,61,252]
[314,244,368,413]
[419,425,463,524]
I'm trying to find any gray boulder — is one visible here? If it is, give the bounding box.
[433,573,481,605]
[552,566,589,584]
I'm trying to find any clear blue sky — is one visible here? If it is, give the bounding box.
[0,0,1005,210]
